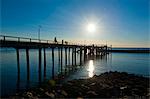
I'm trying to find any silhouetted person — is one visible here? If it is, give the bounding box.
[65,41,68,45]
[54,37,57,43]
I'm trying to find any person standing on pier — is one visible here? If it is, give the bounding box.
[54,37,58,44]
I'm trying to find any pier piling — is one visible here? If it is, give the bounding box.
[60,47,63,74]
[68,47,70,71]
[80,47,82,66]
[68,47,70,66]
[65,47,67,73]
[39,48,42,82]
[74,47,76,66]
[72,48,74,67]
[58,47,60,73]
[52,47,54,79]
[26,49,30,81]
[43,48,46,79]
[16,48,20,81]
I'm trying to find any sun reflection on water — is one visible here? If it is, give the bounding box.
[87,60,95,77]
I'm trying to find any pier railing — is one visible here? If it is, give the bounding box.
[0,35,56,44]
[0,35,107,47]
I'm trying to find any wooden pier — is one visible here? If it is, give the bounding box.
[0,35,111,81]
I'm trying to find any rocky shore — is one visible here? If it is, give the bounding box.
[11,71,149,98]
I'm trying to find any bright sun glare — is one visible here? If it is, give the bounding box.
[87,23,96,32]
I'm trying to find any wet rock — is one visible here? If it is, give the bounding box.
[26,92,33,98]
[37,94,40,97]
[45,91,55,98]
[67,82,73,86]
[61,90,68,96]
[52,90,55,93]
[32,96,39,99]
[49,93,55,98]
[90,83,96,86]
[81,84,90,90]
[57,89,61,93]
[15,93,19,95]
[12,71,149,98]
[84,86,90,90]
[55,84,62,87]
[147,88,150,96]
[77,97,84,99]
[39,88,44,91]
[120,86,127,90]
[87,91,98,96]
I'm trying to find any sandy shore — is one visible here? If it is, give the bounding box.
[11,71,149,98]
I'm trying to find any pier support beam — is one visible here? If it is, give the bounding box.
[39,48,42,82]
[43,48,46,79]
[16,48,20,80]
[95,48,97,56]
[89,48,92,55]
[65,47,67,73]
[60,40,63,74]
[26,49,30,81]
[52,47,54,79]
[105,46,107,54]
[16,48,20,90]
[84,47,87,62]
[60,47,63,74]
[58,47,60,73]
[80,47,82,66]
[72,48,74,67]
[68,47,70,71]
[68,47,70,66]
[72,47,74,71]
[74,47,76,66]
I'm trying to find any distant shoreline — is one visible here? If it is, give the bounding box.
[109,50,150,53]
[110,48,150,53]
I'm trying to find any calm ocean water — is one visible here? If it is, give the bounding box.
[0,48,150,96]
[112,48,150,50]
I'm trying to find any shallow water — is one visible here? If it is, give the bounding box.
[0,48,149,96]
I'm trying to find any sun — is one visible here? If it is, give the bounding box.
[87,23,96,32]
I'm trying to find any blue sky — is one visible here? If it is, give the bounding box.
[1,0,149,47]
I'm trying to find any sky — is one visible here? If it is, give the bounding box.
[1,0,149,47]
